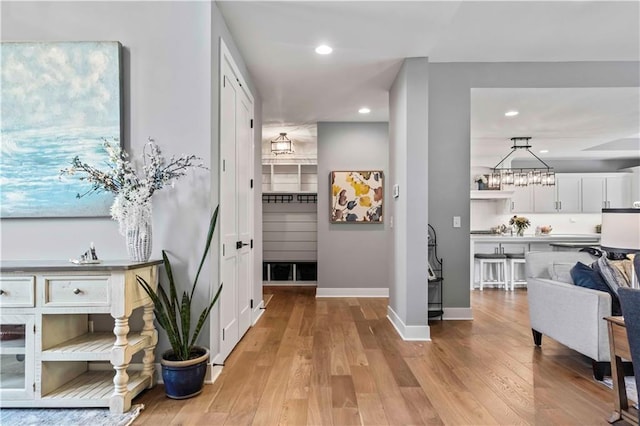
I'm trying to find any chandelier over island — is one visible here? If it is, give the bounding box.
[488,137,555,189]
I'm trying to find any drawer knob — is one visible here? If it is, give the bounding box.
[0,289,5,295]
[73,288,82,295]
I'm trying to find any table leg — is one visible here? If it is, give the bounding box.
[141,303,157,388]
[110,316,131,414]
[607,321,630,424]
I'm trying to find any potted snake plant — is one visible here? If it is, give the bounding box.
[137,206,222,399]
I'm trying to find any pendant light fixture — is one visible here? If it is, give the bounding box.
[270,132,294,155]
[490,137,555,188]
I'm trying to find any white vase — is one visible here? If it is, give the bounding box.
[126,220,152,262]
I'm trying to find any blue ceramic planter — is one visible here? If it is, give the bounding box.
[161,346,209,399]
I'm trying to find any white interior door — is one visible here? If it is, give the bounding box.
[219,40,254,361]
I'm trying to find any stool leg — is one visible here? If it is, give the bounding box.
[479,260,484,291]
[503,260,509,291]
[510,260,515,291]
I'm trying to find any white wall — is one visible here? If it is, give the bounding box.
[471,201,601,234]
[1,1,262,360]
[316,122,389,290]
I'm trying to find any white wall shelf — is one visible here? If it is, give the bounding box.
[470,190,514,200]
[262,163,317,193]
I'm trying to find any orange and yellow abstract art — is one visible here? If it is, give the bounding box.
[330,171,383,223]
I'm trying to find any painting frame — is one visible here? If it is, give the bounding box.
[330,170,384,223]
[1,41,124,218]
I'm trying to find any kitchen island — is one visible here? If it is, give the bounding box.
[470,234,601,290]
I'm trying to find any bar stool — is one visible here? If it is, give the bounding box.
[506,253,527,291]
[474,253,508,290]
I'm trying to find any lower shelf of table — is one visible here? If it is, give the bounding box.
[44,369,148,400]
[0,370,151,408]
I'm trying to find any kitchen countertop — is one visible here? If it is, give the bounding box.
[470,234,601,243]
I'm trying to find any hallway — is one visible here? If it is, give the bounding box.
[135,287,623,425]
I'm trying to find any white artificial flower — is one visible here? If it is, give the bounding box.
[61,138,207,234]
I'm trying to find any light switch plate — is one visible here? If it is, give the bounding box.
[393,184,400,198]
[453,216,461,228]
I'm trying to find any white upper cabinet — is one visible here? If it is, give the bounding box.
[509,186,533,212]
[581,174,631,212]
[604,175,632,208]
[555,175,582,213]
[532,174,581,213]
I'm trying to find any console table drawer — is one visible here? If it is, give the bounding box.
[44,276,110,306]
[0,277,35,307]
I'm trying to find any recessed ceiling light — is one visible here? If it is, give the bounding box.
[505,110,519,117]
[358,107,371,114]
[539,150,549,154]
[315,45,332,55]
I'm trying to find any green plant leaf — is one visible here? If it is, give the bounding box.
[137,206,222,361]
[162,250,179,311]
[190,283,223,348]
[191,206,218,300]
[180,291,191,359]
[137,275,182,355]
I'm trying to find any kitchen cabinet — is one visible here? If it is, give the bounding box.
[262,163,317,193]
[509,186,533,212]
[533,174,581,213]
[0,260,162,413]
[581,174,631,213]
[529,242,554,252]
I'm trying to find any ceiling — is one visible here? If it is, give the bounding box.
[471,88,640,165]
[217,1,639,161]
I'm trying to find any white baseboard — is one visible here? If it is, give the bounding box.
[316,287,389,297]
[252,300,265,325]
[386,306,431,341]
[442,307,473,320]
[208,363,223,384]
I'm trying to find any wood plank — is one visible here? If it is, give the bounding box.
[284,349,312,400]
[355,393,389,425]
[250,355,294,426]
[208,351,258,413]
[278,398,308,425]
[399,387,444,425]
[365,349,419,425]
[306,385,333,426]
[350,365,377,394]
[330,375,357,409]
[224,365,271,425]
[329,324,351,376]
[332,407,360,426]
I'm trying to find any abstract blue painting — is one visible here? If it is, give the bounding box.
[1,41,123,218]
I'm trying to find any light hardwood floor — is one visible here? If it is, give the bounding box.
[134,287,632,425]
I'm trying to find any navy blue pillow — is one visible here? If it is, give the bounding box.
[570,262,622,315]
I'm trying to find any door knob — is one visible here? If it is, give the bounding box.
[236,241,249,249]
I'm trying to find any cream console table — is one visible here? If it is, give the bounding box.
[0,260,162,413]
